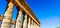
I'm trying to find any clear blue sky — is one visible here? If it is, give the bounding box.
[0,0,60,28]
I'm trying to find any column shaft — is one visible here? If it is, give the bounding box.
[23,14,28,28]
[35,23,37,28]
[36,23,37,28]
[28,17,31,28]
[38,26,39,28]
[1,2,14,28]
[31,20,33,28]
[16,10,22,28]
[34,22,35,28]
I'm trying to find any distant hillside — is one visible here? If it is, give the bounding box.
[56,27,60,28]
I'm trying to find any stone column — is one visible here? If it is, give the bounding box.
[12,24,15,28]
[33,22,35,28]
[37,25,40,28]
[34,22,38,28]
[37,25,38,28]
[35,23,36,28]
[37,25,39,28]
[23,14,28,28]
[34,22,36,28]
[1,2,14,28]
[31,20,33,28]
[37,24,40,28]
[16,10,22,28]
[35,23,37,28]
[28,17,31,28]
[38,25,40,28]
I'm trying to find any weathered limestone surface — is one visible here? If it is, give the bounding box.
[28,17,31,28]
[23,14,28,28]
[1,2,14,28]
[0,0,40,28]
[31,20,33,28]
[33,22,35,28]
[14,0,40,25]
[16,10,22,28]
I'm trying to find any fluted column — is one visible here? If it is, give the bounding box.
[12,24,15,28]
[1,2,14,28]
[37,25,39,28]
[31,20,33,28]
[28,17,31,28]
[35,23,37,28]
[16,10,22,28]
[34,22,36,28]
[35,24,36,28]
[33,22,35,28]
[37,24,40,28]
[23,14,28,28]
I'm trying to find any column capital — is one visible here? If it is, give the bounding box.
[24,14,28,18]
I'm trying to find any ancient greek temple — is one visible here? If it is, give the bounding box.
[0,0,40,28]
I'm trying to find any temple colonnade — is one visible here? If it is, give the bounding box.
[0,0,40,28]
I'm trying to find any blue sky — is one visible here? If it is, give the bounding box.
[0,0,60,28]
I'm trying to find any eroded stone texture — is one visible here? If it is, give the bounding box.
[16,10,22,28]
[0,0,40,28]
[23,14,28,28]
[31,20,33,28]
[1,2,14,28]
[28,17,31,28]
